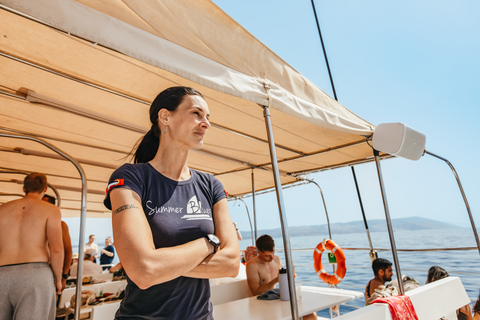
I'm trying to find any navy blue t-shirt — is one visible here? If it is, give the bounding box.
[104,163,226,320]
[100,245,115,266]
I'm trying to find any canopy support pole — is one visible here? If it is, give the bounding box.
[235,198,255,246]
[251,169,258,240]
[425,150,480,256]
[263,105,299,320]
[351,167,377,262]
[373,150,404,294]
[302,178,332,239]
[0,132,88,320]
[303,178,337,291]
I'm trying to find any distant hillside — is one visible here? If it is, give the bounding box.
[239,216,461,239]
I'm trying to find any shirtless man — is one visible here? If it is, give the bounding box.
[246,235,317,320]
[43,194,73,290]
[246,234,282,295]
[0,172,64,319]
[365,258,393,305]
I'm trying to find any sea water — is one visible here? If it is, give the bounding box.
[239,227,480,316]
[74,227,480,316]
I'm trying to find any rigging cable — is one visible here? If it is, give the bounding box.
[310,0,377,264]
[310,0,338,101]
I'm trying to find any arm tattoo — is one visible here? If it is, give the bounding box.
[113,204,138,215]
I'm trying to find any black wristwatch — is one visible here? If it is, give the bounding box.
[205,234,221,254]
[62,271,70,279]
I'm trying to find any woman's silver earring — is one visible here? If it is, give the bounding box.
[164,125,168,134]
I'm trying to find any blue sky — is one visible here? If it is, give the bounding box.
[66,1,480,244]
[211,0,480,231]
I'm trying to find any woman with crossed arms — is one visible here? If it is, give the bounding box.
[104,86,239,319]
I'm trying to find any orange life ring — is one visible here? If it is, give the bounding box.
[313,239,347,285]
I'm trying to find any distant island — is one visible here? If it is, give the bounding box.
[238,216,463,240]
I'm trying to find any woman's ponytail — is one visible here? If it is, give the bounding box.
[133,124,160,163]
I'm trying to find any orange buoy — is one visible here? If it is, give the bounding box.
[313,239,346,285]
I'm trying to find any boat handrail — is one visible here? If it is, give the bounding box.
[275,247,480,252]
[0,131,88,320]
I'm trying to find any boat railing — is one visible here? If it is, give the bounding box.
[284,247,480,252]
[273,247,480,302]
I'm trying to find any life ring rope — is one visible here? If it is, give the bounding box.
[313,239,347,285]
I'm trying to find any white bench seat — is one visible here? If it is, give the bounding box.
[333,276,469,320]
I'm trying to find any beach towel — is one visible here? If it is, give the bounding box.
[372,295,419,320]
[366,275,420,305]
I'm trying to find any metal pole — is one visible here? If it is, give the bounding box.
[251,169,258,240]
[350,167,377,263]
[303,178,332,239]
[373,150,404,294]
[425,150,480,256]
[0,132,88,319]
[263,106,299,320]
[303,178,337,292]
[310,0,338,101]
[236,198,255,246]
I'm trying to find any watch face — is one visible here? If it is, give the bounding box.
[206,234,220,254]
[209,234,220,244]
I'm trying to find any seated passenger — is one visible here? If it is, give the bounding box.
[365,258,393,305]
[71,253,79,264]
[473,290,480,320]
[70,249,103,278]
[245,235,315,320]
[426,266,472,320]
[246,235,282,296]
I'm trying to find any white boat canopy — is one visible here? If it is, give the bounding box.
[0,0,376,218]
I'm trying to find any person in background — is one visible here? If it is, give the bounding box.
[71,253,79,264]
[104,86,239,319]
[42,194,73,290]
[233,222,242,240]
[70,249,103,277]
[109,262,123,273]
[426,266,472,320]
[365,258,394,305]
[100,236,115,270]
[109,262,126,278]
[246,235,314,319]
[0,172,63,319]
[246,234,282,296]
[85,234,98,263]
[473,290,480,320]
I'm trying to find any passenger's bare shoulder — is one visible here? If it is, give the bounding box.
[0,199,27,219]
[246,256,260,268]
[369,279,384,292]
[0,198,23,211]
